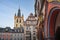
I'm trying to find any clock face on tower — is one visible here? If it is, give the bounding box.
[47,0,60,2]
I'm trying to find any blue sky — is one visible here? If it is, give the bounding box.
[0,0,34,28]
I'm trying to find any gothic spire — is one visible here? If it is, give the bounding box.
[15,13,16,16]
[17,8,21,17]
[22,14,23,16]
[17,0,21,17]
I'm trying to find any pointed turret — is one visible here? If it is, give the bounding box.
[22,14,24,17]
[22,14,24,20]
[17,8,21,17]
[14,0,24,29]
[15,13,16,16]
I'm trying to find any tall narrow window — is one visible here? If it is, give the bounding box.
[20,19,21,23]
[17,19,18,23]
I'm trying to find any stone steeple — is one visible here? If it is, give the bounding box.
[15,13,16,16]
[14,0,24,29]
[17,8,21,17]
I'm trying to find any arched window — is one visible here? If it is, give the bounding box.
[17,19,18,23]
[20,19,21,23]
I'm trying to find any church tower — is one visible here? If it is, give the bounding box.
[14,8,24,29]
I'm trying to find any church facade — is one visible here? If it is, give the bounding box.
[14,8,24,29]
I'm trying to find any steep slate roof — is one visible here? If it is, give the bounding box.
[0,27,24,33]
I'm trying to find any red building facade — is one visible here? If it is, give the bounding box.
[44,1,60,40]
[35,0,60,40]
